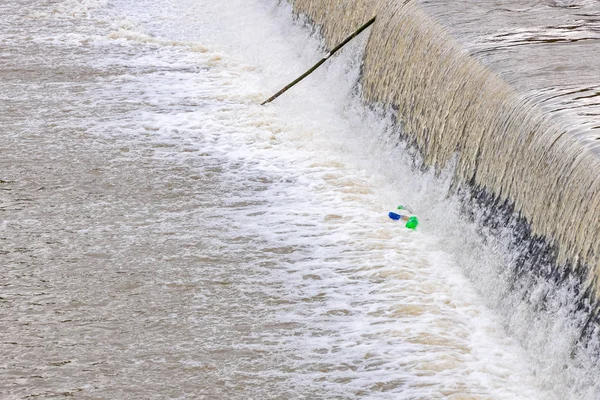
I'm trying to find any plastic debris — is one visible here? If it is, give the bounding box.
[405,216,418,230]
[388,205,419,230]
[397,205,414,214]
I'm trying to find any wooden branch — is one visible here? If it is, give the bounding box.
[261,16,377,106]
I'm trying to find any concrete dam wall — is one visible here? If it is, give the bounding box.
[290,0,600,302]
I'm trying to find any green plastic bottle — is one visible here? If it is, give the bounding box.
[397,205,414,214]
[405,216,418,230]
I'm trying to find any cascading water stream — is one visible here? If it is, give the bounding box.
[293,0,600,289]
[288,0,600,395]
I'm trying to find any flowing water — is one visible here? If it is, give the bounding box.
[0,0,598,399]
[294,0,600,278]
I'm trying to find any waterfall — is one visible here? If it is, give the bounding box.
[291,0,600,307]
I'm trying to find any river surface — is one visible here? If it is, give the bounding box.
[0,0,595,399]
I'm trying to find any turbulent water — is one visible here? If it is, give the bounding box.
[0,0,598,399]
[294,0,600,281]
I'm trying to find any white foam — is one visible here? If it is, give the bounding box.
[46,0,596,397]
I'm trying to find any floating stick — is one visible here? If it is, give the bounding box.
[261,16,376,106]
